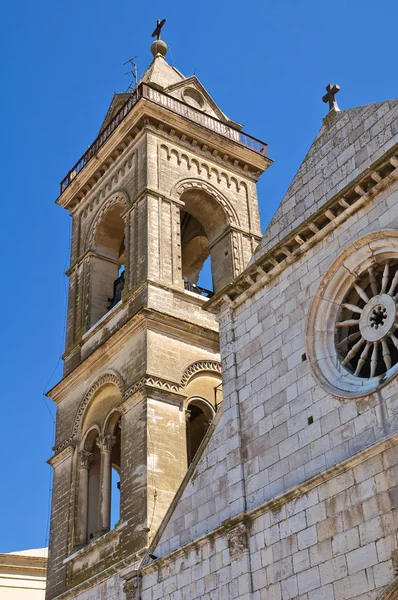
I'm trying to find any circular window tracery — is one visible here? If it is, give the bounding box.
[307,231,398,398]
[336,260,398,378]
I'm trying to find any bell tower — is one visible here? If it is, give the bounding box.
[46,28,271,600]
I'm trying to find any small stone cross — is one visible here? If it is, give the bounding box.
[152,19,166,40]
[322,83,340,112]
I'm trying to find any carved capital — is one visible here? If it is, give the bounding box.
[79,450,94,469]
[227,522,248,559]
[123,576,140,600]
[96,434,116,453]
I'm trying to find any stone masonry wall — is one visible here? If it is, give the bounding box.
[137,177,398,599]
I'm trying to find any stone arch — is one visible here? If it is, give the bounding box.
[81,424,101,451]
[85,191,129,326]
[180,360,222,387]
[185,396,216,466]
[72,371,124,440]
[174,179,240,227]
[86,191,129,251]
[378,578,398,600]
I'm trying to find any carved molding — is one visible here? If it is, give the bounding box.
[123,577,140,600]
[96,434,116,452]
[53,365,220,457]
[86,191,129,250]
[48,444,75,468]
[180,360,222,387]
[122,375,181,402]
[79,450,94,469]
[227,522,248,559]
[53,372,124,455]
[161,143,248,196]
[174,177,240,227]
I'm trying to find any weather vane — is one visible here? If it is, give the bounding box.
[152,19,166,40]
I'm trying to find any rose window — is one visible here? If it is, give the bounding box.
[307,232,398,398]
[336,260,398,378]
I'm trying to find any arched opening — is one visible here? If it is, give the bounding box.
[104,412,121,531]
[179,188,235,294]
[186,399,215,466]
[77,382,123,546]
[89,203,125,327]
[83,429,101,543]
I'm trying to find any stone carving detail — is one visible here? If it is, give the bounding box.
[122,375,180,401]
[79,451,94,469]
[123,577,140,600]
[53,372,124,455]
[161,143,247,195]
[180,360,222,387]
[96,434,116,452]
[174,178,239,226]
[227,523,248,559]
[336,259,398,378]
[53,365,220,456]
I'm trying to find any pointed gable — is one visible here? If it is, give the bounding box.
[251,98,398,262]
[165,76,236,124]
[98,93,131,134]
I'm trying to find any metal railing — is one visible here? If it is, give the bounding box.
[60,83,268,194]
[183,278,214,298]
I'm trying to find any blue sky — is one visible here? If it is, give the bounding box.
[0,0,397,553]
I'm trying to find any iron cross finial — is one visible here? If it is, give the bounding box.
[152,19,166,40]
[322,83,341,112]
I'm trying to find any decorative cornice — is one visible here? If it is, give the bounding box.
[52,361,220,458]
[48,444,75,468]
[180,360,221,387]
[122,375,180,402]
[205,148,398,314]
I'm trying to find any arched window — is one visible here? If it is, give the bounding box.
[104,412,122,531]
[78,428,101,546]
[89,203,125,327]
[180,188,235,295]
[186,399,215,466]
[76,381,123,548]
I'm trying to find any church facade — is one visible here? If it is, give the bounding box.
[46,28,398,600]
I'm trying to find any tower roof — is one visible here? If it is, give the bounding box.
[251,97,398,263]
[98,31,237,135]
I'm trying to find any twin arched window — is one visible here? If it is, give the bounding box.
[77,410,121,547]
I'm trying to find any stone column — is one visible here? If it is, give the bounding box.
[77,451,93,547]
[96,435,116,533]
